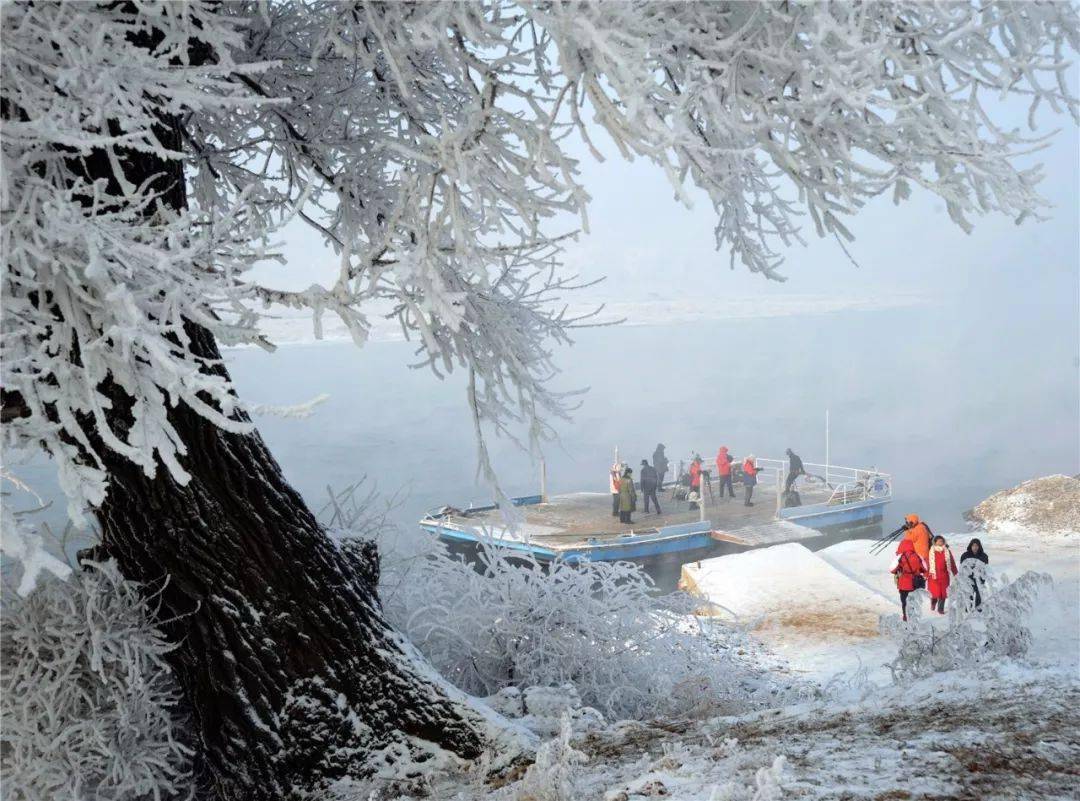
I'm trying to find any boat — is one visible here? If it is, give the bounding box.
[419,458,892,567]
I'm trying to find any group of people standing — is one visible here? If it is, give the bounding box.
[610,443,792,523]
[705,447,761,507]
[609,445,669,523]
[890,514,990,620]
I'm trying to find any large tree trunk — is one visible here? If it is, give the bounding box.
[96,325,518,799]
[58,10,523,801]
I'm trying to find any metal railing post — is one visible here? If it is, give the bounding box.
[540,456,548,503]
[825,408,830,486]
[776,467,783,518]
[699,472,706,523]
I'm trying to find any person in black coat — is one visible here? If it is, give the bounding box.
[640,459,661,515]
[960,538,989,609]
[785,448,806,492]
[652,444,669,490]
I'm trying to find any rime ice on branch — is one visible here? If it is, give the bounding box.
[3,2,1077,514]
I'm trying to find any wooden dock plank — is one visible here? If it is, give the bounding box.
[442,479,832,545]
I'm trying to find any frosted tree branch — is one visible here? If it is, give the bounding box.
[2,1,1076,518]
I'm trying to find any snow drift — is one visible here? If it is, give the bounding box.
[680,542,896,639]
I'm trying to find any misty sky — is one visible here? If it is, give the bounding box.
[258,89,1079,328]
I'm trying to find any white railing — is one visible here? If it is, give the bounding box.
[756,458,892,508]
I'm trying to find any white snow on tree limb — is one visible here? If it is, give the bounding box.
[0,477,72,596]
[2,1,1076,516]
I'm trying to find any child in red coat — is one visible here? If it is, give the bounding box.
[891,538,926,621]
[926,535,958,614]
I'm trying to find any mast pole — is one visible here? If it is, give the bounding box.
[825,408,831,486]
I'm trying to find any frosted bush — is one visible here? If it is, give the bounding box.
[384,540,766,721]
[883,569,1052,683]
[0,560,193,800]
[322,482,770,722]
[513,715,586,801]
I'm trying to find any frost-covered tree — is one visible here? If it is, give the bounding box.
[2,1,1076,797]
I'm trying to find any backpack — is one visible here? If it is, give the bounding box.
[901,552,926,590]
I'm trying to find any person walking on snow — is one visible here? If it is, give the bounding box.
[926,535,958,614]
[784,448,806,492]
[653,444,669,490]
[640,459,661,515]
[742,455,759,506]
[609,460,622,517]
[618,466,637,524]
[903,514,932,564]
[891,538,927,621]
[960,538,989,609]
[716,446,735,499]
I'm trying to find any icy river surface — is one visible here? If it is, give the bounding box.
[12,298,1078,553]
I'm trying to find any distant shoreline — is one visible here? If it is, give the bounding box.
[223,292,931,349]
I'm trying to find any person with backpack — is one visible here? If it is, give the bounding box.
[902,514,933,565]
[959,538,990,609]
[742,454,759,506]
[891,538,926,621]
[639,459,661,515]
[926,535,958,614]
[715,446,735,499]
[618,466,637,524]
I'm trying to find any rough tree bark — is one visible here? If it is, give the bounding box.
[96,329,510,800]
[43,8,518,801]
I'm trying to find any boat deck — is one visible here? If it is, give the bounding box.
[433,481,833,550]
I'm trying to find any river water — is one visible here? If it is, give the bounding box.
[9,297,1078,567]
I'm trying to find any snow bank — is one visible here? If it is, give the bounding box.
[966,474,1080,536]
[681,543,896,639]
[816,538,899,599]
[429,664,1080,801]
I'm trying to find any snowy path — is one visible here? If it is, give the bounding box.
[556,667,1080,801]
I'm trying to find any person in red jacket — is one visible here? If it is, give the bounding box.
[926,535,958,614]
[688,456,703,510]
[715,446,735,499]
[742,455,759,507]
[890,538,926,621]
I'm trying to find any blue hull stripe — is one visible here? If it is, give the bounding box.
[422,496,889,563]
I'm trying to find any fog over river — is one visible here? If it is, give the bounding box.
[10,288,1077,562]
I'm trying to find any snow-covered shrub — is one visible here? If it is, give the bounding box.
[383,540,766,721]
[322,483,769,721]
[0,560,193,800]
[513,715,586,801]
[883,569,1053,683]
[709,755,787,801]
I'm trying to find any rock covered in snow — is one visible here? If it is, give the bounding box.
[966,475,1080,536]
[482,684,605,738]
